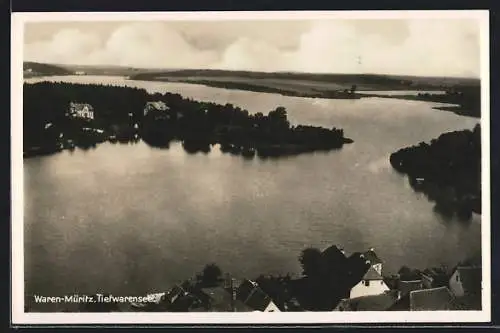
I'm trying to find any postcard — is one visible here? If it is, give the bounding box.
[11,10,490,324]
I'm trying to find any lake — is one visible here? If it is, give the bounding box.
[23,76,481,308]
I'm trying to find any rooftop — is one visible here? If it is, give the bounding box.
[69,102,94,111]
[345,291,399,311]
[398,280,424,297]
[236,279,274,311]
[363,266,383,281]
[201,287,252,312]
[409,287,455,311]
[145,101,169,111]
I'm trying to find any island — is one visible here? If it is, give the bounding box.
[23,82,353,159]
[389,124,481,220]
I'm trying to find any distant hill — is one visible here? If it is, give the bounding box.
[23,62,480,90]
[130,69,480,91]
[23,62,72,77]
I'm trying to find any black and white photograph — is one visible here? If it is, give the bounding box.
[11,10,490,324]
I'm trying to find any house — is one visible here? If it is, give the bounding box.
[449,266,482,297]
[335,290,399,311]
[363,248,383,275]
[389,286,455,311]
[75,71,86,75]
[164,285,187,304]
[128,285,187,311]
[200,286,253,312]
[236,279,281,312]
[144,101,170,117]
[397,280,424,299]
[349,265,390,298]
[68,102,95,120]
[348,248,389,298]
[421,272,435,289]
[420,267,449,289]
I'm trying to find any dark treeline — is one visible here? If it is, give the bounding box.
[417,86,481,118]
[389,124,481,221]
[23,82,352,158]
[130,70,479,90]
[149,79,361,100]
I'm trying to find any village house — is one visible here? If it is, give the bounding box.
[449,266,482,297]
[447,265,482,310]
[235,279,281,312]
[420,267,449,289]
[388,286,456,311]
[68,102,95,120]
[349,249,390,299]
[144,101,170,117]
[335,290,399,311]
[199,286,252,312]
[397,279,424,300]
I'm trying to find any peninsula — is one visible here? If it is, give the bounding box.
[24,62,481,118]
[389,124,481,220]
[23,82,352,158]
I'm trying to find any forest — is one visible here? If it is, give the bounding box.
[389,124,481,220]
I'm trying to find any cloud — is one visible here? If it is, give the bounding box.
[25,22,219,69]
[25,28,101,65]
[214,19,480,76]
[24,19,480,77]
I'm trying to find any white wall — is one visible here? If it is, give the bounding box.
[264,301,281,312]
[449,270,464,297]
[350,279,389,298]
[373,263,382,275]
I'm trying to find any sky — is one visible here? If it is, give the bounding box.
[23,18,481,77]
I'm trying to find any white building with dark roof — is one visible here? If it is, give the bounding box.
[68,102,94,120]
[236,279,281,312]
[349,265,390,298]
[449,266,482,297]
[144,101,170,117]
[348,248,389,298]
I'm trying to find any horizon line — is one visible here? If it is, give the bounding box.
[23,61,481,81]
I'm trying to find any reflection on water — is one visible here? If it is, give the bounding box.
[24,76,481,305]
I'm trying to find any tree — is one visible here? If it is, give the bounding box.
[299,247,323,278]
[201,263,222,287]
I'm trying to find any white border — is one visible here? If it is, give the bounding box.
[11,10,491,325]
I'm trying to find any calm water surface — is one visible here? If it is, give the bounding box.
[24,76,481,302]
